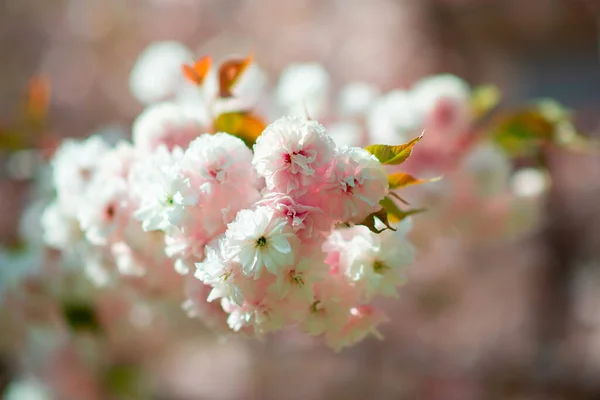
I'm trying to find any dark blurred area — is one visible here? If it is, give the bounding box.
[2,0,600,399]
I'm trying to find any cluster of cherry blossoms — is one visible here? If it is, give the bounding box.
[40,50,421,350]
[31,38,579,352]
[35,37,571,352]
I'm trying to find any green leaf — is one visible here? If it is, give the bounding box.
[374,208,396,231]
[388,172,440,190]
[365,134,423,165]
[358,213,384,234]
[357,208,396,234]
[379,196,425,223]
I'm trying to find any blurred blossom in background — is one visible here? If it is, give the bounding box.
[2,0,600,399]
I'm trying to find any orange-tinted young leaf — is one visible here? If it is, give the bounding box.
[182,56,212,86]
[388,172,441,190]
[218,53,254,98]
[26,75,50,124]
[365,134,424,165]
[213,110,266,148]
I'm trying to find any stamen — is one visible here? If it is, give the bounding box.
[256,236,267,247]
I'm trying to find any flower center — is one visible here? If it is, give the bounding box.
[105,203,116,219]
[207,163,225,181]
[373,260,388,274]
[79,167,92,181]
[220,270,231,281]
[284,151,302,164]
[289,269,304,286]
[310,300,322,314]
[284,150,316,175]
[342,176,359,194]
[256,236,267,247]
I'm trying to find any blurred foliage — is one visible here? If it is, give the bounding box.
[470,84,502,117]
[103,363,144,399]
[489,99,589,160]
[61,302,101,334]
[0,76,51,152]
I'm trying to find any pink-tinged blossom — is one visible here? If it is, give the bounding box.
[77,176,128,246]
[95,141,136,181]
[182,132,257,187]
[161,185,219,273]
[252,116,335,194]
[132,146,197,231]
[129,41,193,105]
[366,90,416,146]
[325,305,390,352]
[424,96,471,137]
[120,217,167,260]
[51,135,110,210]
[41,200,84,251]
[182,275,229,331]
[410,74,471,123]
[110,241,147,276]
[299,279,353,336]
[165,227,208,275]
[222,295,287,336]
[224,207,295,279]
[165,184,261,275]
[226,207,294,276]
[338,82,381,117]
[320,147,388,223]
[256,192,332,242]
[115,220,171,276]
[41,200,114,283]
[195,239,245,305]
[269,255,326,303]
[326,121,364,148]
[132,102,208,152]
[37,89,418,350]
[300,297,349,337]
[275,63,331,120]
[324,225,414,301]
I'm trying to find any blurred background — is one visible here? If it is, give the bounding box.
[2,0,600,399]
